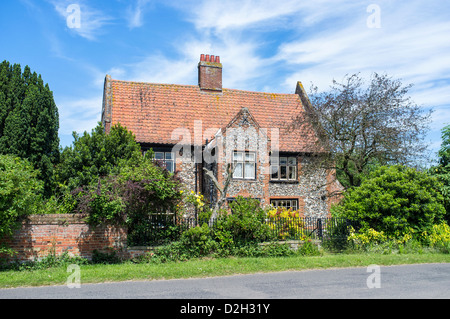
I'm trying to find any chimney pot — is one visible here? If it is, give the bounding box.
[205,54,210,62]
[200,54,205,61]
[215,56,220,63]
[210,55,215,62]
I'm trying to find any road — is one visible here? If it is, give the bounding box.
[1,263,449,299]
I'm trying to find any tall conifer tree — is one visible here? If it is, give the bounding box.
[0,60,59,196]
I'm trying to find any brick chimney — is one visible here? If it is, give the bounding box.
[198,54,222,92]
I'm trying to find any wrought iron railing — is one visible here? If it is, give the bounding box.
[127,214,359,247]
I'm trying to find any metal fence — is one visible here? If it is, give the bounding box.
[266,217,356,241]
[127,214,359,247]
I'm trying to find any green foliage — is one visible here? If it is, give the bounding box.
[210,216,235,256]
[118,158,182,243]
[72,177,125,226]
[322,220,354,252]
[179,224,218,258]
[0,155,43,246]
[56,122,143,192]
[346,226,429,254]
[54,122,182,230]
[0,61,60,196]
[141,197,320,263]
[298,240,322,256]
[118,156,181,210]
[204,197,272,256]
[222,196,272,243]
[92,248,122,264]
[71,158,183,228]
[426,223,450,253]
[2,251,89,271]
[430,124,450,221]
[333,165,446,239]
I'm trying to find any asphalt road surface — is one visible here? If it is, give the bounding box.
[1,263,449,299]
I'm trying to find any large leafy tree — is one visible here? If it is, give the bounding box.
[297,73,432,188]
[0,61,59,196]
[55,122,144,192]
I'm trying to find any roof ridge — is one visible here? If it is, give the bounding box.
[111,78,198,88]
[111,78,296,97]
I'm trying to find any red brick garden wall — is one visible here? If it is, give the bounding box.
[1,214,128,262]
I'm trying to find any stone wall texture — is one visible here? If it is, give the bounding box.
[209,113,339,218]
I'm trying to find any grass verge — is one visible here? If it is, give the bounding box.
[1,252,450,288]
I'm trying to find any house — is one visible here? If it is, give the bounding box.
[101,54,342,218]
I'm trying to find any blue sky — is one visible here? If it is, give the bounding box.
[1,0,450,163]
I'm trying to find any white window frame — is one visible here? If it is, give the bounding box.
[233,151,256,180]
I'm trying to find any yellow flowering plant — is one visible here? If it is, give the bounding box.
[266,206,305,240]
[179,190,212,220]
[347,226,387,247]
[427,223,450,252]
[186,190,205,209]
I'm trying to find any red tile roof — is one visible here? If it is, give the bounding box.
[102,78,322,153]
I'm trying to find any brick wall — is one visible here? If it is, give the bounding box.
[1,214,128,262]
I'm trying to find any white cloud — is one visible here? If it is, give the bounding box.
[176,0,360,33]
[126,0,153,29]
[49,0,113,40]
[275,2,450,97]
[106,34,269,91]
[125,54,198,85]
[186,0,301,31]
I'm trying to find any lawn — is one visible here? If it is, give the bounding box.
[1,252,450,289]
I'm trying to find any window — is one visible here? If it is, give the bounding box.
[233,151,256,179]
[270,156,297,181]
[270,199,299,211]
[154,151,175,172]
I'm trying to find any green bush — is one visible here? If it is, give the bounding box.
[0,155,44,255]
[146,224,218,263]
[218,196,272,244]
[179,223,218,258]
[143,197,299,262]
[71,177,125,226]
[333,165,446,240]
[427,223,450,253]
[118,158,182,245]
[298,240,321,256]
